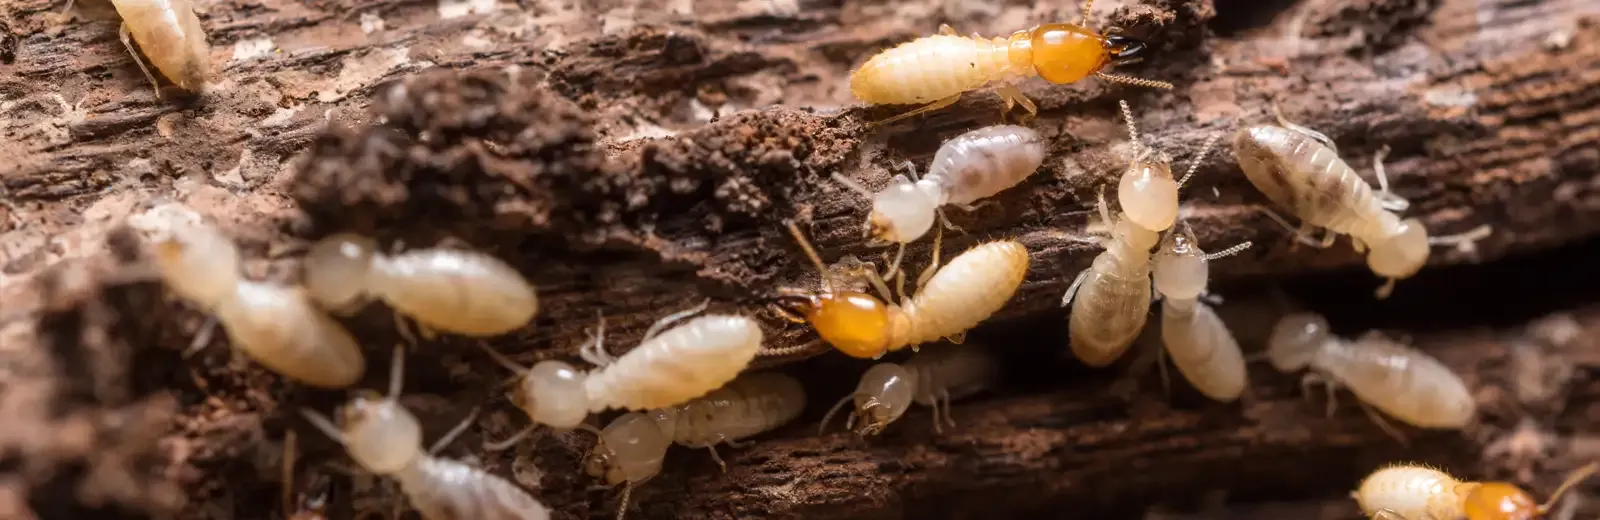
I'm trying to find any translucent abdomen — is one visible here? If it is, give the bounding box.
[1232,126,1391,238]
[1315,337,1476,428]
[671,372,806,447]
[904,344,1001,406]
[586,315,764,412]
[927,125,1047,206]
[215,281,365,388]
[1354,465,1464,519]
[393,457,550,520]
[898,241,1030,347]
[849,35,1018,105]
[1160,301,1246,401]
[1069,253,1153,367]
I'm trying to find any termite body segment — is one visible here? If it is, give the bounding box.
[301,347,550,520]
[304,233,538,337]
[847,0,1166,125]
[585,372,806,520]
[778,222,1029,359]
[1354,462,1598,519]
[1266,312,1476,431]
[1063,200,1160,367]
[79,0,210,96]
[150,223,364,388]
[1152,223,1251,402]
[821,343,1001,436]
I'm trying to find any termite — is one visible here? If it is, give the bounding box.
[1354,461,1597,519]
[832,124,1047,280]
[849,0,1171,126]
[819,343,1001,436]
[1232,106,1491,298]
[148,222,365,388]
[302,233,539,338]
[300,345,551,520]
[1265,311,1476,440]
[1151,222,1252,402]
[584,371,806,520]
[475,300,764,450]
[64,0,210,97]
[773,220,1029,360]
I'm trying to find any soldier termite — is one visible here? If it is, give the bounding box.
[848,0,1171,126]
[1231,106,1491,298]
[583,371,806,520]
[832,124,1047,280]
[818,343,1001,437]
[302,233,539,338]
[299,345,551,520]
[148,222,365,388]
[475,300,764,450]
[773,220,1029,360]
[1151,223,1252,402]
[1354,461,1597,519]
[64,0,210,97]
[1265,312,1476,441]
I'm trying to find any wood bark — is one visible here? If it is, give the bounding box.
[0,0,1598,518]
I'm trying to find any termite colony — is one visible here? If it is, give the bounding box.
[69,0,1578,517]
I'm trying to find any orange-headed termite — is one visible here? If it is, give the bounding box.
[819,343,1000,436]
[1354,461,1597,519]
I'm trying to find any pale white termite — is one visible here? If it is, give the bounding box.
[774,220,1030,360]
[1151,222,1252,402]
[300,346,551,520]
[1265,312,1477,439]
[819,343,1001,436]
[583,371,806,520]
[148,222,365,388]
[302,233,539,338]
[475,300,764,450]
[1353,461,1597,520]
[1061,192,1160,367]
[1232,107,1491,298]
[832,124,1047,279]
[65,0,210,97]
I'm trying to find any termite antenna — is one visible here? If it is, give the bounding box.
[476,342,530,375]
[1428,224,1492,254]
[817,393,858,435]
[755,340,821,358]
[615,482,635,520]
[483,425,537,452]
[1539,461,1600,513]
[427,406,480,455]
[1078,0,1094,26]
[299,408,345,445]
[785,220,832,292]
[1094,72,1174,90]
[1204,241,1253,260]
[831,173,875,199]
[1118,99,1140,147]
[387,343,405,399]
[1177,133,1222,191]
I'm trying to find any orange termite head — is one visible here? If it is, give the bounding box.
[1029,23,1114,84]
[1461,482,1539,520]
[777,291,892,359]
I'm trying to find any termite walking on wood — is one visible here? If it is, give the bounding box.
[583,371,806,520]
[147,222,365,388]
[64,0,210,97]
[832,124,1047,280]
[300,345,551,520]
[1354,461,1597,519]
[475,300,763,450]
[303,233,539,338]
[773,220,1029,360]
[819,343,1000,436]
[1232,106,1491,298]
[1265,312,1477,441]
[849,0,1170,126]
[1151,222,1252,402]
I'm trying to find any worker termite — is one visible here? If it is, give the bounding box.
[1151,222,1252,402]
[1265,312,1476,440]
[584,371,806,520]
[1232,107,1491,298]
[300,345,551,520]
[773,220,1029,360]
[849,0,1172,126]
[832,124,1047,279]
[475,300,764,450]
[148,222,365,388]
[819,343,1001,436]
[1354,461,1597,519]
[64,0,210,97]
[302,233,539,338]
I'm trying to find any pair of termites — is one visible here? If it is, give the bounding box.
[476,300,764,450]
[148,221,366,388]
[775,220,1029,360]
[300,346,550,520]
[820,343,1000,437]
[1266,311,1476,439]
[833,124,1047,280]
[1355,461,1596,519]
[65,0,210,97]
[303,233,539,340]
[1232,107,1491,298]
[849,0,1171,125]
[584,371,806,520]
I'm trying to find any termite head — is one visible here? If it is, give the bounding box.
[848,364,916,436]
[583,412,669,485]
[511,360,590,430]
[1365,218,1430,280]
[776,290,893,359]
[869,177,939,244]
[1119,152,1179,232]
[303,233,378,313]
[336,393,422,475]
[150,225,241,310]
[1265,312,1331,372]
[1104,34,1147,66]
[1029,23,1112,84]
[1153,223,1207,301]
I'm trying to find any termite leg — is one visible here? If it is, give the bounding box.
[1300,371,1340,418]
[1370,509,1409,520]
[392,311,420,348]
[1269,103,1338,153]
[1371,145,1410,212]
[1060,269,1090,308]
[995,83,1038,124]
[641,299,711,341]
[701,444,728,473]
[939,390,957,429]
[869,94,962,127]
[929,394,944,435]
[1257,206,1335,249]
[1429,224,1493,254]
[944,331,966,345]
[1374,277,1398,300]
[427,406,481,455]
[483,424,538,452]
[914,224,944,292]
[1354,398,1409,446]
[118,23,164,99]
[881,243,907,284]
[183,316,217,358]
[939,24,958,36]
[578,312,613,367]
[720,434,752,449]
[1156,345,1172,400]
